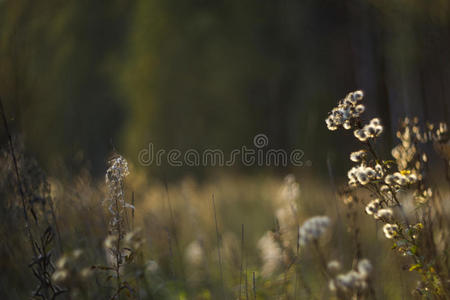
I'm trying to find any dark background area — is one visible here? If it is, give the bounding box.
[0,0,449,180]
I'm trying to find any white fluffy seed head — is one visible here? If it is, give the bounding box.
[325,90,366,131]
[327,260,342,273]
[350,150,366,162]
[355,104,365,114]
[353,90,364,101]
[365,199,380,215]
[299,216,330,247]
[354,129,368,142]
[383,223,399,239]
[357,259,373,279]
[258,231,283,277]
[384,174,395,185]
[374,208,393,220]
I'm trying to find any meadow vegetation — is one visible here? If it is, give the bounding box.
[1,92,449,299]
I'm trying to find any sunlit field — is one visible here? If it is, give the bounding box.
[1,1,450,299]
[1,90,449,299]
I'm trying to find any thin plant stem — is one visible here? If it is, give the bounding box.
[239,223,244,300]
[212,194,224,297]
[0,97,36,256]
[252,271,256,300]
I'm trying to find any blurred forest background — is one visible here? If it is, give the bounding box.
[0,0,449,179]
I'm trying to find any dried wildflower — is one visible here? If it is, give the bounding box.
[370,118,381,126]
[430,122,448,142]
[375,163,384,179]
[413,187,433,204]
[274,175,300,248]
[279,174,300,203]
[407,173,417,183]
[347,167,358,186]
[352,90,364,101]
[327,96,450,297]
[355,104,365,114]
[298,216,330,247]
[105,155,133,222]
[327,260,342,273]
[388,171,417,186]
[354,118,383,142]
[101,155,139,297]
[384,174,395,185]
[365,199,381,215]
[365,167,376,179]
[338,271,365,290]
[275,207,296,237]
[332,263,372,294]
[380,184,390,194]
[258,231,283,277]
[349,164,377,186]
[393,172,408,185]
[325,90,365,131]
[350,150,367,163]
[357,259,373,279]
[383,223,399,239]
[354,129,369,142]
[374,208,393,220]
[104,155,133,255]
[356,170,369,185]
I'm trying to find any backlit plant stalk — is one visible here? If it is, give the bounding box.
[1,97,64,299]
[326,90,449,298]
[104,155,134,299]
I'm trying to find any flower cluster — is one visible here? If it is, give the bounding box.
[106,155,130,187]
[325,90,364,131]
[413,187,433,204]
[374,208,393,220]
[298,216,330,247]
[399,117,448,144]
[393,118,449,172]
[105,155,133,229]
[327,91,450,297]
[350,150,367,162]
[365,199,394,220]
[353,118,383,142]
[392,122,417,171]
[364,199,380,215]
[384,171,417,186]
[328,259,373,294]
[382,223,399,239]
[347,164,380,186]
